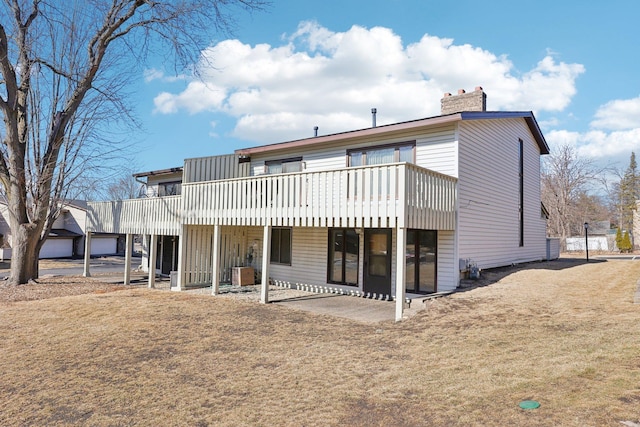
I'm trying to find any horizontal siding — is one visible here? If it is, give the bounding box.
[457,119,546,269]
[415,125,458,177]
[250,126,459,176]
[265,227,329,287]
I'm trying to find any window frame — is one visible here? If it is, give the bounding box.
[327,228,359,286]
[518,139,524,247]
[265,157,303,174]
[347,141,416,167]
[270,227,292,265]
[157,180,182,197]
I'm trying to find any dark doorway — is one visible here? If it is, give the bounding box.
[157,235,178,275]
[405,230,437,294]
[363,229,392,295]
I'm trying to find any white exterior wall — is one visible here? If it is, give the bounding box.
[415,125,458,177]
[249,127,459,177]
[457,119,547,269]
[250,226,330,287]
[437,230,457,292]
[145,171,183,197]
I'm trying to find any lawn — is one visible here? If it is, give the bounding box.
[1,259,639,426]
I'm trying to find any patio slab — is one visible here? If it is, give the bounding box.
[272,293,400,323]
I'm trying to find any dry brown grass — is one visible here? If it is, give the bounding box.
[1,259,640,426]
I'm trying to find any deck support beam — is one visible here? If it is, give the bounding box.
[83,232,92,277]
[395,226,407,322]
[260,224,272,304]
[211,224,221,295]
[175,225,187,291]
[148,234,158,289]
[124,233,133,285]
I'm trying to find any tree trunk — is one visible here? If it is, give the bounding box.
[8,223,41,284]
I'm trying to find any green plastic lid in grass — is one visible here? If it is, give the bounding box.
[519,400,540,410]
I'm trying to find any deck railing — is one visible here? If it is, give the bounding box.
[182,163,457,230]
[87,163,457,234]
[87,195,181,235]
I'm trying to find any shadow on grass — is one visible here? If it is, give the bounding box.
[460,257,606,290]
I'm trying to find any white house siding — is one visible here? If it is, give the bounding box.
[145,171,183,197]
[457,119,546,269]
[248,226,330,287]
[437,230,457,292]
[250,126,460,177]
[415,125,458,177]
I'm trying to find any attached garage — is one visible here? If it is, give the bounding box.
[90,234,118,255]
[38,229,83,259]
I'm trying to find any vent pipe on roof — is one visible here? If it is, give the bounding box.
[314,126,319,137]
[371,108,377,127]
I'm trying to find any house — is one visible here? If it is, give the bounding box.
[0,200,121,260]
[133,167,183,275]
[85,87,552,320]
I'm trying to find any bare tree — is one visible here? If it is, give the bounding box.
[542,144,603,249]
[105,165,143,201]
[0,0,267,284]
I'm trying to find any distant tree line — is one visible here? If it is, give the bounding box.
[542,146,640,252]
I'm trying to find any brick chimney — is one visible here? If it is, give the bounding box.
[440,86,487,115]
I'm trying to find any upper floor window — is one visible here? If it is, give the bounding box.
[158,181,182,197]
[265,157,303,174]
[348,142,415,167]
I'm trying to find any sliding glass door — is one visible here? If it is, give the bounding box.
[406,230,437,294]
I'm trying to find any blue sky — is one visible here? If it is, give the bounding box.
[132,0,640,173]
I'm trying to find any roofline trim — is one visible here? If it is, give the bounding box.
[132,167,184,178]
[235,111,549,156]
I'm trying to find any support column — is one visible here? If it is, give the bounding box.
[395,227,407,322]
[148,234,158,289]
[174,225,188,291]
[83,232,92,277]
[124,233,133,285]
[260,224,272,304]
[211,224,221,295]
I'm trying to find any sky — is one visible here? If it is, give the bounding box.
[132,0,640,175]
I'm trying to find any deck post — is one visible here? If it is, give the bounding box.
[124,233,133,285]
[174,225,187,291]
[395,226,407,322]
[83,232,92,277]
[260,224,272,304]
[148,234,158,288]
[211,224,221,295]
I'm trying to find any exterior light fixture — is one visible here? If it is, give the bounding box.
[584,222,589,262]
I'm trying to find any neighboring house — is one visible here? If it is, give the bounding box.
[0,200,121,260]
[565,221,612,252]
[86,87,553,320]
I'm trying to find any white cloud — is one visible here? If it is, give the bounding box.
[590,96,640,131]
[546,127,640,168]
[144,68,187,83]
[544,95,640,168]
[152,21,585,143]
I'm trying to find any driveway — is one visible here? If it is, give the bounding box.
[0,256,142,280]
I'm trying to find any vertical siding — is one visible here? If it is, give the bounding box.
[415,125,458,177]
[457,119,546,269]
[437,230,457,291]
[183,154,249,183]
